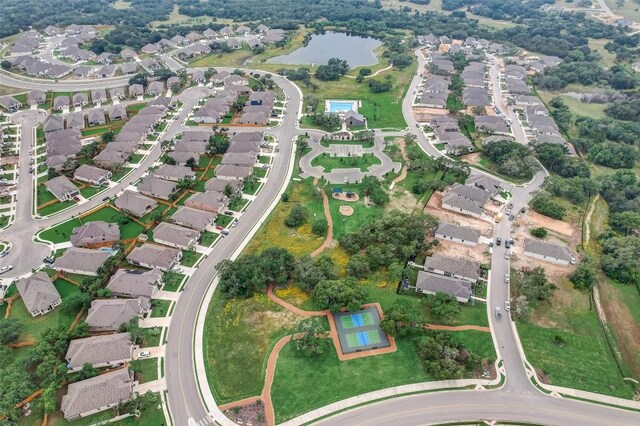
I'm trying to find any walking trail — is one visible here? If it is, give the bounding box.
[310,177,334,257]
[390,136,409,187]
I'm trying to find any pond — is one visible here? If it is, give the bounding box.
[266,31,382,68]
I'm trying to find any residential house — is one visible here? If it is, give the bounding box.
[108,104,127,121]
[235,25,251,35]
[72,92,89,108]
[86,108,106,126]
[65,333,132,371]
[203,28,217,38]
[474,115,510,135]
[129,84,144,97]
[192,69,206,84]
[70,221,120,247]
[137,176,178,201]
[121,62,138,75]
[45,175,80,201]
[61,369,133,420]
[127,244,182,271]
[93,150,129,169]
[28,90,46,105]
[53,248,111,276]
[184,191,229,214]
[121,49,137,61]
[146,80,165,96]
[466,174,502,196]
[214,164,253,180]
[96,52,113,64]
[85,297,150,331]
[153,222,201,250]
[441,183,490,218]
[221,152,257,167]
[168,151,201,166]
[153,164,196,182]
[170,206,216,231]
[140,43,159,54]
[523,239,574,266]
[16,272,61,317]
[415,271,472,303]
[115,190,158,217]
[435,222,481,246]
[423,254,480,283]
[53,95,70,110]
[462,87,490,107]
[344,110,365,127]
[204,178,243,194]
[0,96,22,112]
[66,111,85,129]
[106,268,163,299]
[43,114,64,133]
[91,89,107,104]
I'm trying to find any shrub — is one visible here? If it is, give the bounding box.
[312,218,328,236]
[284,204,308,228]
[530,227,548,238]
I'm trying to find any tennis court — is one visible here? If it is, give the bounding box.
[340,312,375,329]
[332,306,391,354]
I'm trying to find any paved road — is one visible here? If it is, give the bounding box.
[0,69,131,91]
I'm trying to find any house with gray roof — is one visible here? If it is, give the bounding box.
[86,108,106,126]
[435,222,482,246]
[466,174,502,196]
[16,272,61,317]
[129,84,144,97]
[28,90,46,105]
[115,190,158,217]
[416,271,472,303]
[153,222,201,250]
[72,93,89,108]
[85,297,150,331]
[523,239,574,265]
[146,80,165,96]
[106,268,163,298]
[65,333,132,372]
[168,151,201,166]
[462,87,490,107]
[70,221,120,247]
[108,104,127,121]
[93,150,129,169]
[432,58,454,73]
[91,89,107,104]
[137,176,178,200]
[446,183,491,205]
[203,28,218,38]
[0,96,22,111]
[54,248,111,276]
[185,191,229,214]
[127,244,182,271]
[121,62,138,75]
[43,114,64,133]
[120,49,136,60]
[474,115,510,135]
[441,193,484,218]
[153,164,196,182]
[424,254,480,283]
[53,95,70,110]
[170,206,216,231]
[45,175,80,202]
[141,43,159,54]
[221,152,258,167]
[345,110,366,127]
[214,164,253,180]
[66,111,85,129]
[204,178,243,194]
[61,368,133,420]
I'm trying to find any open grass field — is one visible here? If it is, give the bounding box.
[537,91,608,120]
[203,291,301,404]
[311,153,381,172]
[604,0,640,23]
[517,275,634,399]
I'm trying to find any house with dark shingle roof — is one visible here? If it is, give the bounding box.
[416,271,472,303]
[61,368,133,420]
[72,92,89,108]
[53,95,70,110]
[53,248,111,276]
[66,111,85,129]
[16,272,61,317]
[127,244,182,271]
[0,96,22,111]
[74,164,112,186]
[70,221,120,247]
[153,164,196,182]
[170,206,216,231]
[524,239,574,265]
[435,222,481,246]
[86,108,106,126]
[45,175,80,201]
[106,268,163,298]
[65,333,132,372]
[184,191,229,214]
[137,176,178,201]
[115,190,158,217]
[43,114,64,133]
[153,222,201,250]
[85,297,150,331]
[214,164,253,181]
[424,254,480,283]
[28,90,46,105]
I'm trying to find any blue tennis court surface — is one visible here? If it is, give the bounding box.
[333,306,390,354]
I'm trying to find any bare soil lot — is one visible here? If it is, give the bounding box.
[425,191,494,236]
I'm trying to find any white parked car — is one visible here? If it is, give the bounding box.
[0,265,13,274]
[504,274,510,284]
[504,300,511,311]
[172,267,184,273]
[138,351,150,358]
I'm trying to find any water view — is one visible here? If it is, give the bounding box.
[266,31,381,67]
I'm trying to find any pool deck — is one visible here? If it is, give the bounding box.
[325,99,361,114]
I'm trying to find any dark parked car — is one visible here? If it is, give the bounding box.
[496,238,502,246]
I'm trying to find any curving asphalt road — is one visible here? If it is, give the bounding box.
[1,52,639,426]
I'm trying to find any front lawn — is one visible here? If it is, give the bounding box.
[132,358,158,384]
[180,250,202,267]
[150,299,172,318]
[162,271,186,292]
[199,231,219,247]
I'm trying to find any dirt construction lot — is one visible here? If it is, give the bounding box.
[425,191,494,236]
[436,239,491,264]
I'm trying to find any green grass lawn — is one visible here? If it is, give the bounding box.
[215,214,234,227]
[180,250,202,267]
[139,326,163,347]
[129,153,144,164]
[112,166,134,181]
[162,271,186,292]
[311,153,381,172]
[200,231,220,247]
[79,185,105,199]
[133,357,158,383]
[151,299,172,318]
[37,200,75,216]
[38,206,144,243]
[37,184,57,205]
[320,138,375,148]
[253,167,267,178]
[9,296,79,342]
[228,197,248,212]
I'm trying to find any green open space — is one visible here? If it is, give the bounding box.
[181,249,202,267]
[320,138,375,148]
[162,271,186,292]
[150,299,172,318]
[311,153,381,172]
[37,200,75,216]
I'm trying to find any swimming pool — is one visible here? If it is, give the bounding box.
[328,100,358,113]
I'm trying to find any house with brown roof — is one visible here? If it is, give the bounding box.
[184,191,229,214]
[65,333,132,372]
[106,268,163,298]
[153,222,201,250]
[53,248,111,276]
[115,190,158,217]
[204,178,243,194]
[214,164,253,180]
[127,244,182,271]
[70,221,120,247]
[61,368,133,420]
[170,206,216,231]
[16,272,61,317]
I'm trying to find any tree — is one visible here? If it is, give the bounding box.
[312,277,367,312]
[570,257,597,291]
[471,105,486,115]
[186,157,197,168]
[76,363,99,381]
[424,292,461,322]
[315,58,349,81]
[361,176,389,206]
[530,227,548,238]
[368,79,392,93]
[0,319,23,345]
[359,68,372,76]
[128,72,149,86]
[417,333,469,380]
[80,142,99,157]
[258,247,295,286]
[294,255,337,292]
[312,218,328,236]
[292,319,329,357]
[600,235,640,284]
[380,300,424,337]
[102,130,115,143]
[47,167,58,180]
[285,204,308,228]
[0,367,36,421]
[530,193,566,220]
[609,211,640,236]
[0,60,11,70]
[517,267,556,303]
[62,291,91,315]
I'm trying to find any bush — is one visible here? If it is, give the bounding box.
[311,218,328,236]
[530,194,565,220]
[284,204,308,228]
[530,227,548,238]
